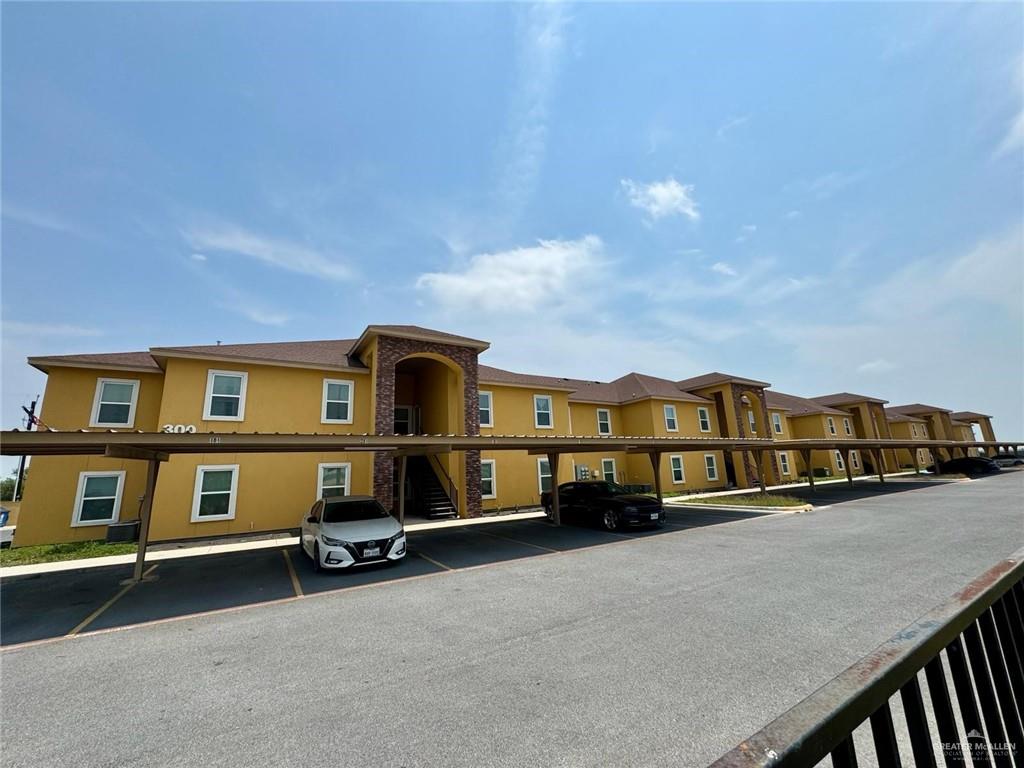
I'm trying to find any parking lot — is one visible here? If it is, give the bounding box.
[1,505,770,647]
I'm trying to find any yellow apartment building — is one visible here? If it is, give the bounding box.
[12,325,999,547]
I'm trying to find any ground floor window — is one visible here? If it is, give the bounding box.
[537,458,552,495]
[834,451,846,471]
[704,454,718,481]
[669,455,685,484]
[481,460,496,499]
[191,465,239,522]
[778,452,791,475]
[317,463,350,499]
[601,458,616,483]
[72,471,125,526]
[851,451,861,470]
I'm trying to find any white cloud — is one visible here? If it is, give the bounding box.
[2,203,83,237]
[416,235,605,313]
[3,321,102,337]
[184,223,351,281]
[785,210,802,220]
[621,177,700,222]
[711,261,738,277]
[857,359,897,374]
[190,252,207,262]
[716,115,750,140]
[224,304,290,327]
[735,223,757,243]
[800,170,867,200]
[995,110,1024,157]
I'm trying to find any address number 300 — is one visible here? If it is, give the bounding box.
[161,424,198,433]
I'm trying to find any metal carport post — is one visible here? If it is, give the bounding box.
[104,445,169,584]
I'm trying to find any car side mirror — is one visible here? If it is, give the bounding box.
[306,516,318,524]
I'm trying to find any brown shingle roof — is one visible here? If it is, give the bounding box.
[353,325,490,353]
[478,365,592,391]
[884,409,927,423]
[812,392,888,406]
[676,371,771,391]
[887,404,952,415]
[28,351,162,373]
[950,411,992,421]
[766,390,848,417]
[569,373,711,405]
[151,339,364,369]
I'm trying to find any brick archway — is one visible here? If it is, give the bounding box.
[371,335,481,517]
[730,384,780,487]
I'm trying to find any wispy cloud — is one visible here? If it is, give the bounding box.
[716,114,750,140]
[710,261,738,277]
[190,252,207,262]
[796,170,868,200]
[735,223,757,244]
[857,359,897,374]
[3,321,103,337]
[183,223,351,281]
[417,235,605,313]
[994,57,1024,158]
[2,202,83,237]
[621,177,700,222]
[784,210,802,220]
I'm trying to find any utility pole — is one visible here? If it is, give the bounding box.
[12,397,37,502]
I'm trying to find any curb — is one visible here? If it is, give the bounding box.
[665,502,812,514]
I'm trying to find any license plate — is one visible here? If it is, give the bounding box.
[650,512,660,520]
[363,547,380,557]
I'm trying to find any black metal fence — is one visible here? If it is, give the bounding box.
[710,548,1024,768]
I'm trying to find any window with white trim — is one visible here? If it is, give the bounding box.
[203,371,248,421]
[748,410,756,434]
[537,458,552,494]
[317,463,350,499]
[596,408,612,435]
[479,391,493,428]
[772,412,783,435]
[669,455,685,484]
[843,417,853,436]
[601,458,616,483]
[778,451,791,475]
[834,451,846,471]
[851,451,861,470]
[826,416,837,435]
[72,471,125,526]
[90,378,140,427]
[321,379,354,424]
[534,395,553,429]
[697,407,711,433]
[704,454,719,481]
[191,465,239,522]
[664,404,678,432]
[481,459,496,499]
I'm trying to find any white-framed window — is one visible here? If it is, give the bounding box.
[537,458,552,494]
[191,464,239,522]
[778,452,791,475]
[90,378,140,428]
[317,462,351,499]
[203,370,248,421]
[851,451,861,470]
[534,395,553,429]
[71,471,125,527]
[481,459,497,499]
[826,416,837,435]
[843,418,853,436]
[601,458,616,483]
[321,379,354,424]
[669,455,685,484]
[772,412,783,435]
[909,424,916,438]
[748,410,756,434]
[596,408,612,435]
[697,406,711,433]
[834,451,846,471]
[664,404,678,432]
[479,391,494,428]
[704,454,719,481]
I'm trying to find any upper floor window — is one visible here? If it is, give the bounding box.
[534,395,553,429]
[826,416,837,435]
[204,370,247,421]
[697,407,711,433]
[664,404,678,432]
[843,417,853,436]
[747,410,756,434]
[669,455,685,484]
[322,379,354,424]
[772,412,783,435]
[72,471,125,526]
[479,391,494,428]
[596,408,612,435]
[90,378,140,428]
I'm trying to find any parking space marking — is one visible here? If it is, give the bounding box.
[282,549,304,598]
[471,528,559,553]
[66,564,159,636]
[413,550,453,571]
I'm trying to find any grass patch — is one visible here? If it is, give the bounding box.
[680,493,806,508]
[0,540,137,567]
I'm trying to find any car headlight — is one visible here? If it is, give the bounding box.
[321,535,348,547]
[623,506,637,514]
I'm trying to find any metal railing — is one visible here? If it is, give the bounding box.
[710,548,1024,768]
[427,452,459,513]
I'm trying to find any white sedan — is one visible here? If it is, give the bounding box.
[300,495,406,571]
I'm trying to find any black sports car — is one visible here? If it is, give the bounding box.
[541,480,665,531]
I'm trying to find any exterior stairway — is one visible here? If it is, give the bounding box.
[407,455,457,519]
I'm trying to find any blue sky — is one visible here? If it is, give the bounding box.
[3,2,1022,462]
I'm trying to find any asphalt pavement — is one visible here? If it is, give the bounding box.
[2,473,1022,768]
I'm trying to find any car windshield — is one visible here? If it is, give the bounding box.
[322,499,389,524]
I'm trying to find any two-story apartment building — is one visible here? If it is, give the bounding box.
[13,325,999,547]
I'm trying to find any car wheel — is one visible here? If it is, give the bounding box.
[312,542,322,573]
[602,509,619,532]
